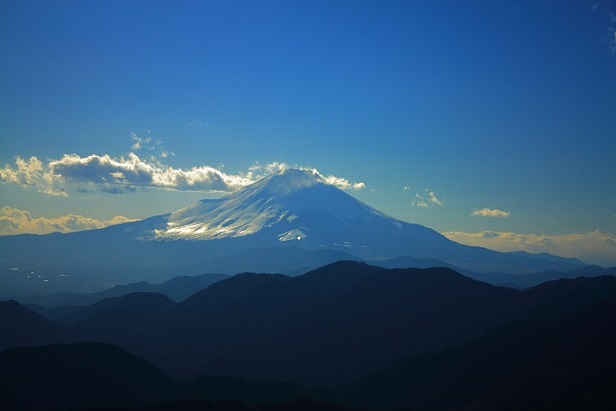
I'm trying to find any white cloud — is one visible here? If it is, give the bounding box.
[322,174,366,190]
[428,191,443,206]
[248,162,366,190]
[1,155,365,196]
[411,190,443,208]
[0,156,66,196]
[412,194,429,208]
[130,132,174,158]
[442,229,616,267]
[471,208,511,218]
[0,207,137,235]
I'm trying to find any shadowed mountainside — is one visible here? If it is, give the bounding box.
[20,261,614,386]
[0,300,69,351]
[0,342,179,411]
[328,297,616,411]
[3,262,616,410]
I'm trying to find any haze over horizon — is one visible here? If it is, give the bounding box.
[1,0,615,266]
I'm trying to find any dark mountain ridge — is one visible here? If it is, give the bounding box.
[13,261,610,386]
[3,262,616,410]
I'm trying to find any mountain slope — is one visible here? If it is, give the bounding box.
[0,169,591,298]
[331,298,616,411]
[70,262,524,384]
[0,300,68,350]
[0,342,179,411]
[56,262,616,385]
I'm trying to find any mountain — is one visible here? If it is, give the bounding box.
[16,272,229,311]
[44,261,612,385]
[461,265,616,289]
[4,262,616,409]
[0,342,179,411]
[0,169,591,297]
[0,300,68,351]
[329,297,616,411]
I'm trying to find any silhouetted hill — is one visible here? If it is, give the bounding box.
[464,299,616,411]
[153,273,230,301]
[90,398,362,411]
[4,264,616,410]
[329,297,616,411]
[67,292,177,350]
[0,300,68,350]
[0,342,179,411]
[15,273,229,310]
[73,262,522,384]
[519,275,616,318]
[200,247,363,276]
[468,265,616,289]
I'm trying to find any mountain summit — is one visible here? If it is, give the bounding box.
[156,168,403,243]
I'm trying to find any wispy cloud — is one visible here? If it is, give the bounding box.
[131,131,174,158]
[471,208,510,218]
[0,207,137,235]
[1,155,365,196]
[411,189,444,208]
[442,229,616,267]
[247,161,366,190]
[594,2,616,54]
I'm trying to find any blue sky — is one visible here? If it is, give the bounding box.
[1,0,616,266]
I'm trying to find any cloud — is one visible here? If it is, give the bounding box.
[0,207,138,235]
[442,229,616,267]
[411,190,443,208]
[322,175,366,190]
[130,132,175,158]
[471,208,511,218]
[0,156,66,196]
[1,155,365,196]
[247,161,366,191]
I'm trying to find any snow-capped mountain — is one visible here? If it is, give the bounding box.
[0,169,588,297]
[155,168,402,240]
[139,168,453,260]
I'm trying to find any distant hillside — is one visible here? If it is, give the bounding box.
[17,272,229,310]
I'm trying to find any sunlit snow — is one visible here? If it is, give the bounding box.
[278,229,308,242]
[153,169,401,240]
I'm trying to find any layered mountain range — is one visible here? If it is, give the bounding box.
[2,261,616,410]
[0,169,598,297]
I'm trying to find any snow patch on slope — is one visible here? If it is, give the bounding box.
[278,228,308,242]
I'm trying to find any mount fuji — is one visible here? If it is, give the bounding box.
[0,169,586,296]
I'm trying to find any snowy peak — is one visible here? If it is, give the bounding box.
[154,169,398,241]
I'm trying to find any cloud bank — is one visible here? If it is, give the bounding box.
[0,207,137,235]
[1,155,366,196]
[471,208,511,218]
[442,229,616,267]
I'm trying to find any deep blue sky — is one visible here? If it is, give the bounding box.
[1,0,615,265]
